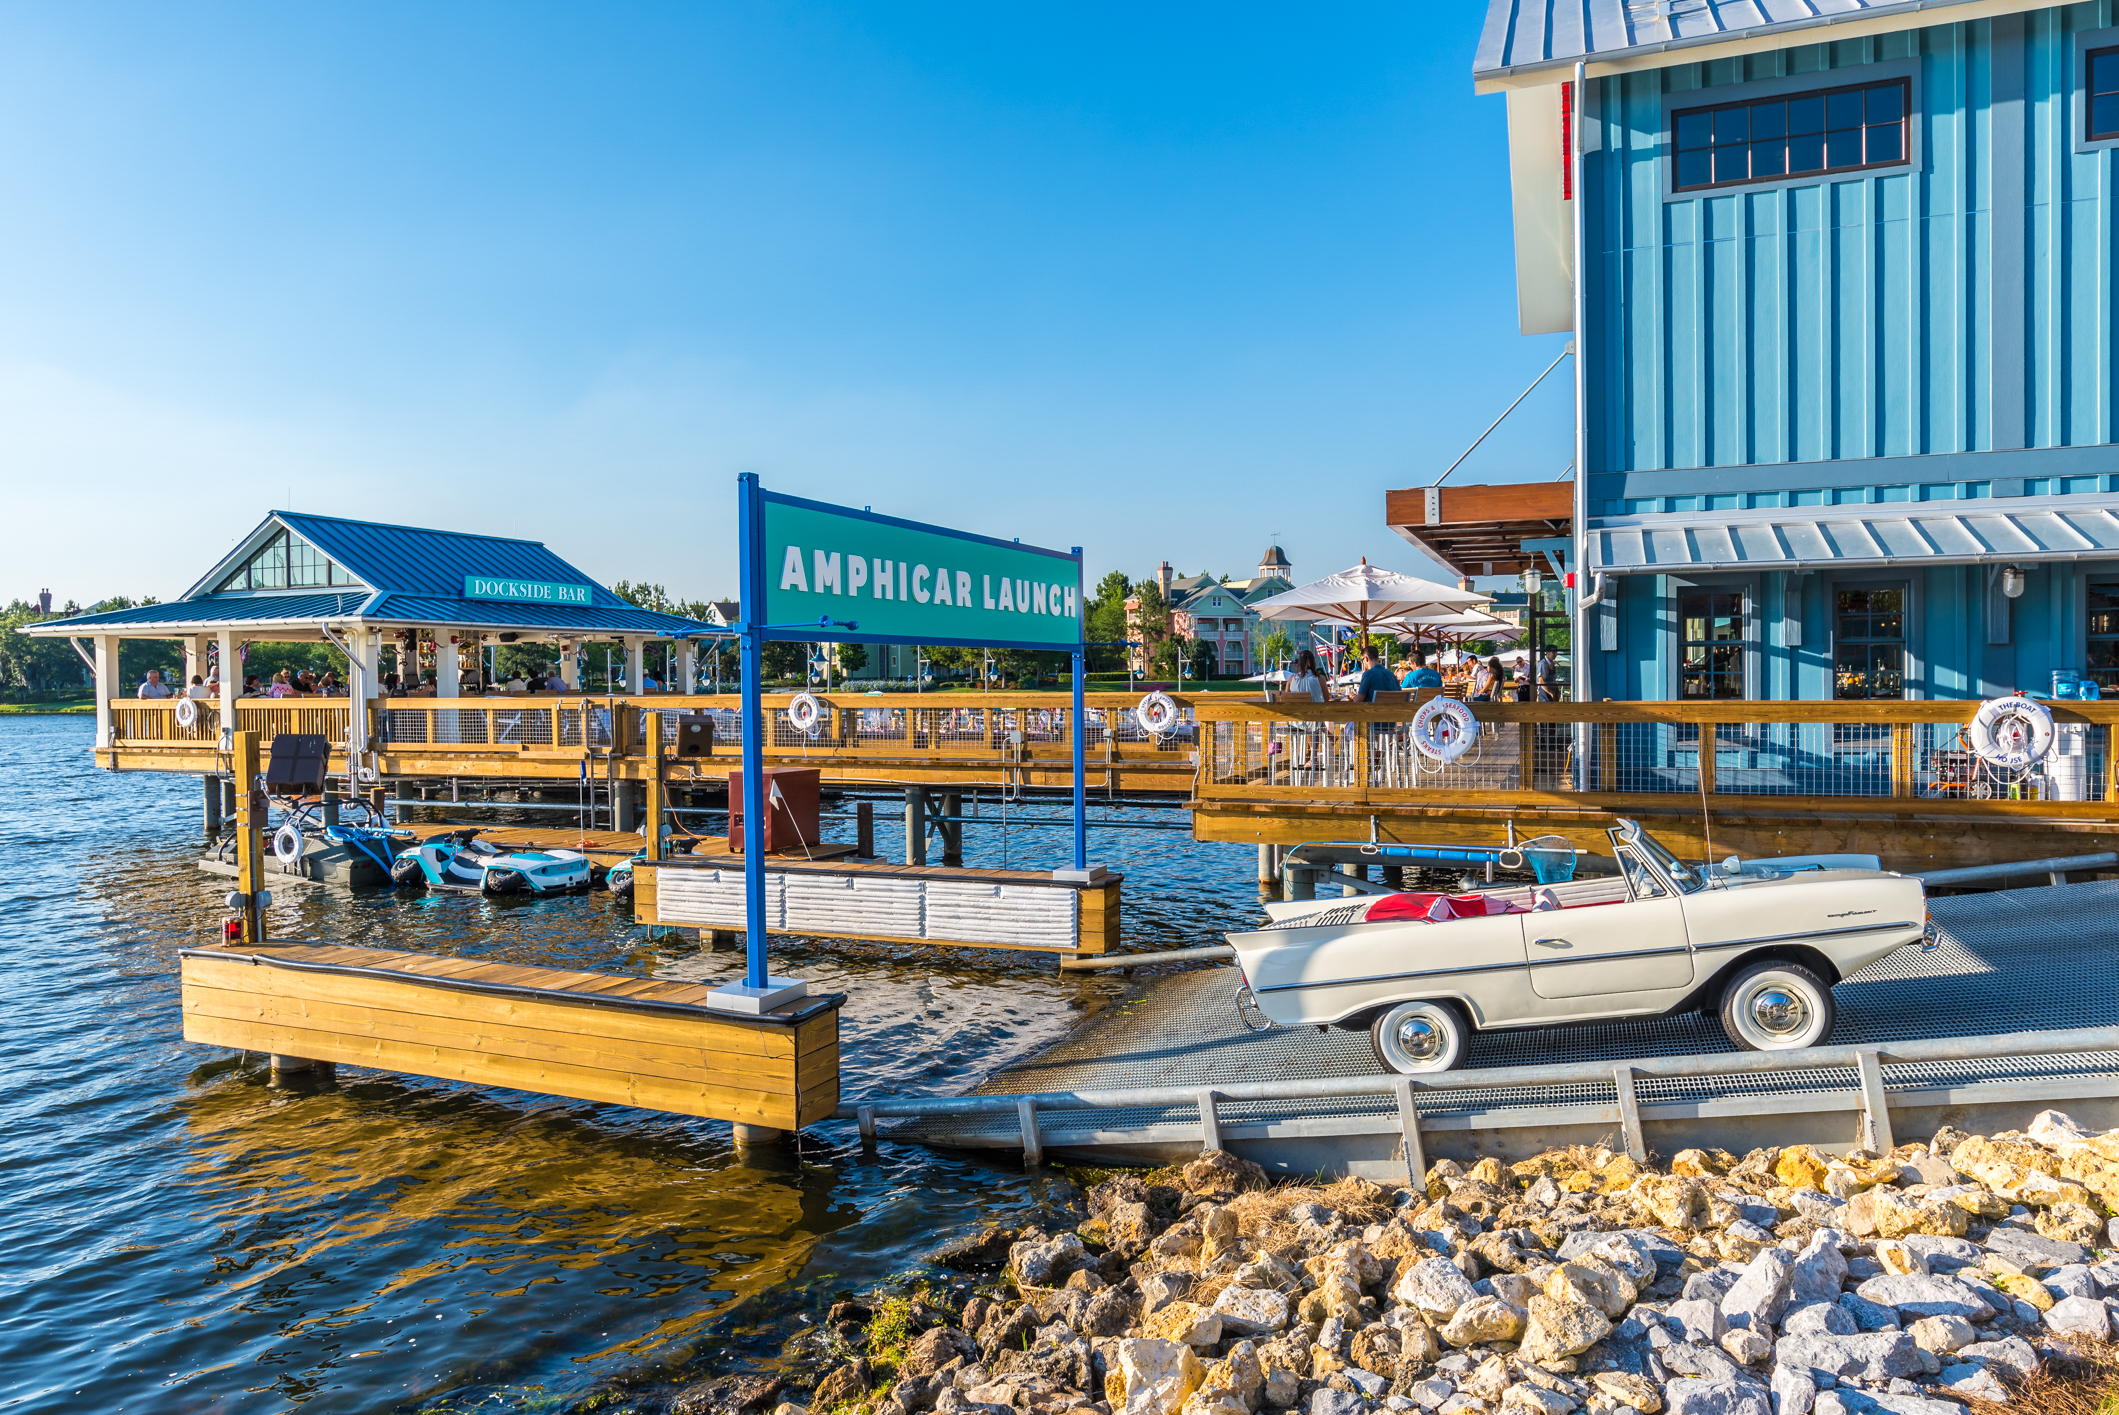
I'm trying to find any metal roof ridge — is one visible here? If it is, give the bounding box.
[273,508,546,547]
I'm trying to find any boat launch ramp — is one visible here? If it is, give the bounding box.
[852,878,2119,1180]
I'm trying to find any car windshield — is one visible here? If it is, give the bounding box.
[1630,828,1707,895]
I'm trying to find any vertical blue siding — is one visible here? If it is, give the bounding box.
[1586,6,2119,477]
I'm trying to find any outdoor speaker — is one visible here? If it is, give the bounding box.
[264,734,332,794]
[674,712,715,757]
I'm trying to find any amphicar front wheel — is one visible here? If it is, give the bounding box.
[1370,1000,1468,1075]
[1718,959,1836,1052]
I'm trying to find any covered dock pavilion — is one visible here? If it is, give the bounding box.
[28,510,724,778]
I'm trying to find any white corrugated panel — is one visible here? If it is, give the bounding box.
[656,867,782,929]
[923,881,1078,948]
[1592,495,2119,573]
[783,872,925,938]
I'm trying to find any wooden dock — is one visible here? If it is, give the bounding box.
[180,941,842,1131]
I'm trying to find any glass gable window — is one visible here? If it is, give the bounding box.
[1834,588,1906,699]
[1678,591,1745,699]
[1673,79,1909,192]
[216,529,356,591]
[2089,582,2119,693]
[2092,48,2119,142]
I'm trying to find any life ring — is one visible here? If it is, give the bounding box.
[1968,695,2054,769]
[174,696,198,728]
[273,823,305,865]
[1135,691,1181,736]
[1410,697,1478,763]
[787,692,824,735]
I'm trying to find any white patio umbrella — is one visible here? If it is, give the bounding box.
[1384,609,1526,646]
[1248,559,1489,646]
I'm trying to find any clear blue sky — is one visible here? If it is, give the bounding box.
[1,2,1574,608]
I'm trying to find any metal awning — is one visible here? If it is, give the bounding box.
[1590,494,2119,574]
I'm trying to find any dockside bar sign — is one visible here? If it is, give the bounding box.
[759,490,1082,651]
[464,576,595,606]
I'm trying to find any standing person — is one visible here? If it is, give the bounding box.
[1536,645,1560,702]
[1401,648,1443,691]
[138,669,172,699]
[1285,650,1326,703]
[1355,645,1399,703]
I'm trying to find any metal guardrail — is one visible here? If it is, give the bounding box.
[1914,852,2119,887]
[841,1023,2119,1172]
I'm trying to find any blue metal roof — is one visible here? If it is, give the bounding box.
[32,511,723,638]
[1474,0,1985,84]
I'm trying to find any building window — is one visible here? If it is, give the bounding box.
[1834,588,1906,699]
[2089,581,2119,692]
[2091,48,2119,141]
[1678,591,1745,699]
[1673,79,1909,192]
[216,530,354,591]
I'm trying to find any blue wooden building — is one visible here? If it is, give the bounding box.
[1478,0,2119,704]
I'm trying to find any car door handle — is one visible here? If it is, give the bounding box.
[1533,937,1571,949]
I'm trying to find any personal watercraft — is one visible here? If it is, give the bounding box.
[392,830,595,896]
[605,852,643,902]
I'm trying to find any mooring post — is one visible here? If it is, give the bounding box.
[643,711,665,861]
[233,731,264,945]
[1256,844,1279,889]
[203,774,222,834]
[856,801,874,859]
[904,785,927,865]
[1285,864,1315,902]
[321,792,340,829]
[222,776,238,824]
[941,791,962,865]
[732,1123,787,1150]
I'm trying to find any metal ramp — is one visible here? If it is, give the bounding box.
[869,880,2119,1177]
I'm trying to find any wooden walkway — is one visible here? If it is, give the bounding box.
[180,941,841,1129]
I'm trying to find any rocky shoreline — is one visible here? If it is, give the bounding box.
[756,1111,2119,1415]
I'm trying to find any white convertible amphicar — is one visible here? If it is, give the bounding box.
[1227,820,1932,1074]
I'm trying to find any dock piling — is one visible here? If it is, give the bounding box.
[1285,865,1316,902]
[904,786,927,866]
[732,1123,787,1149]
[1016,1096,1042,1166]
[941,792,962,865]
[856,802,874,858]
[203,775,222,834]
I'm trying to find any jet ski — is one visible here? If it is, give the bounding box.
[606,852,643,903]
[392,830,595,896]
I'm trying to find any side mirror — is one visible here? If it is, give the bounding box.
[1721,855,1742,875]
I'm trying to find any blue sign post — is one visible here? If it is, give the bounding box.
[711,474,1089,1014]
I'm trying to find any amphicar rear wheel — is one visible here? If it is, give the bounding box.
[1718,959,1835,1052]
[1370,1000,1468,1075]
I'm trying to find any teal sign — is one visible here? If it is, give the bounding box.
[759,492,1081,650]
[464,576,594,606]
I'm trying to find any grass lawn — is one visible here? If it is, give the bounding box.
[0,700,94,715]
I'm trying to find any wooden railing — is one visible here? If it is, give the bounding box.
[1190,696,2119,813]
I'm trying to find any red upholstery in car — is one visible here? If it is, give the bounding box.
[1362,891,1529,923]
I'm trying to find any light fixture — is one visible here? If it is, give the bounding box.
[2002,565,2026,599]
[1523,565,1544,596]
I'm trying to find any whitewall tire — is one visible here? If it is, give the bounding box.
[1370,1000,1468,1075]
[1718,960,1835,1052]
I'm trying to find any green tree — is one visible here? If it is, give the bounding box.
[1257,626,1294,673]
[1085,570,1131,671]
[0,600,93,699]
[835,642,869,675]
[1133,579,1174,678]
[761,641,806,683]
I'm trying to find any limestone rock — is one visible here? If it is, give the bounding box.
[1719,1328,1770,1365]
[1719,1247,1796,1332]
[1926,1184,2009,1220]
[1936,1362,2010,1404]
[1771,1331,1922,1384]
[1012,1233,1092,1287]
[1871,1240,1924,1277]
[1957,1335,2038,1377]
[1519,1293,1612,1364]
[1498,1385,1574,1415]
[1666,1297,1728,1345]
[2044,1294,2112,1340]
[2027,1108,2096,1146]
[1108,1201,1157,1260]
[1393,1256,1479,1324]
[1780,1303,1853,1338]
[1144,1303,1223,1349]
[1663,1381,1770,1415]
[1591,1372,1663,1413]
[1181,1150,1266,1198]
[1643,1176,1713,1230]
[1113,1338,1207,1415]
[1906,1315,1974,1355]
[1871,1190,1967,1240]
[1851,1273,1998,1322]
[1139,1272,1193,1316]
[2036,1202,2106,1246]
[1545,1259,1635,1320]
[1768,1364,1816,1415]
[902,1328,978,1380]
[1776,1146,1832,1191]
[1983,1222,2090,1269]
[1190,1340,1264,1415]
[1345,1324,1401,1381]
[1949,1136,2092,1206]
[1788,1230,1849,1303]
[1199,1206,1242,1267]
[1991,1272,2053,1312]
[814,1361,873,1407]
[1083,1287,1139,1339]
[1212,1285,1288,1339]
[1439,1295,1527,1348]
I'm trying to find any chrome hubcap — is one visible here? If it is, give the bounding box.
[1394,1014,1444,1062]
[1749,985,1809,1037]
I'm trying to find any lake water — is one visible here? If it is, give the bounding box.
[0,715,1264,1413]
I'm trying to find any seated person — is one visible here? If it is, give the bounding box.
[138,669,172,699]
[186,675,213,700]
[1400,649,1443,691]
